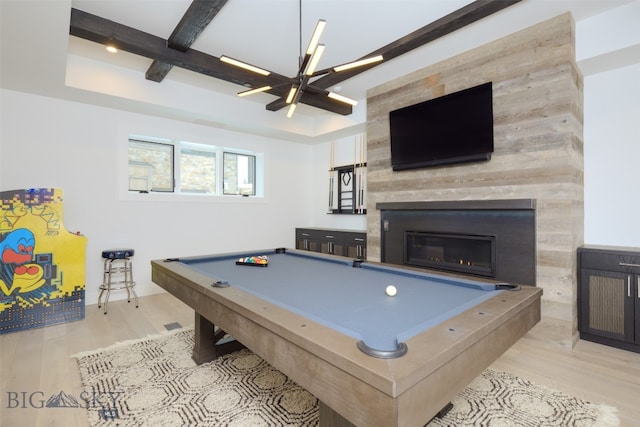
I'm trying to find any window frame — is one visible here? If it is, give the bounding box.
[178,143,218,195]
[128,139,175,192]
[223,151,257,196]
[123,135,264,202]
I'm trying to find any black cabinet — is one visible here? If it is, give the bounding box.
[578,245,640,353]
[295,229,322,253]
[296,228,366,259]
[344,233,367,259]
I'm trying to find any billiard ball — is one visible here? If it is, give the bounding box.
[385,285,397,297]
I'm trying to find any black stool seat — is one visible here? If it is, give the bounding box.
[102,248,135,259]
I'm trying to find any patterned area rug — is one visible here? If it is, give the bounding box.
[73,328,619,427]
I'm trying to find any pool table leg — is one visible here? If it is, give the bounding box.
[431,402,453,422]
[192,313,217,364]
[192,312,245,364]
[318,398,453,427]
[319,401,355,427]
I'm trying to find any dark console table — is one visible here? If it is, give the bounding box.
[296,228,366,259]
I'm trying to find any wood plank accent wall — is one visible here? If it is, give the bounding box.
[366,13,583,349]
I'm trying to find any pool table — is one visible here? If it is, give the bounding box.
[151,248,541,427]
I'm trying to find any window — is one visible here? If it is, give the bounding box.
[223,152,256,196]
[128,140,174,192]
[180,148,216,194]
[127,137,262,198]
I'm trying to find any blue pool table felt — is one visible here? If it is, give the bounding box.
[180,249,501,353]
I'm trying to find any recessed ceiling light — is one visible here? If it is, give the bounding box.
[106,45,118,53]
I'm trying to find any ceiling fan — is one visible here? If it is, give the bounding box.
[219,1,383,118]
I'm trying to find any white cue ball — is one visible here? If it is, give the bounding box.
[385,285,397,297]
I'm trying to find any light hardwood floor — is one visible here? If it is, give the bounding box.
[1,293,639,427]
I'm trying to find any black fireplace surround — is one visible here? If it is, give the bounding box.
[378,199,536,286]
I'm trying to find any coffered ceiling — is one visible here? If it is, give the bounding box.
[1,0,637,142]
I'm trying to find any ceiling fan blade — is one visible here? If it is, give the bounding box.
[287,82,306,117]
[297,19,326,76]
[237,81,294,97]
[220,55,271,76]
[285,85,298,104]
[332,55,384,72]
[237,85,272,96]
[309,55,384,78]
[306,19,326,55]
[327,92,358,106]
[286,103,298,118]
[305,44,325,76]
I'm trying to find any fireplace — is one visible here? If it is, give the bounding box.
[406,231,496,277]
[378,199,536,286]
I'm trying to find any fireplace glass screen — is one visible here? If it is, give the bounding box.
[405,232,496,277]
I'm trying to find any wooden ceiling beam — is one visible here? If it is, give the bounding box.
[312,0,523,90]
[69,8,351,115]
[146,0,228,82]
[70,0,522,116]
[70,8,281,87]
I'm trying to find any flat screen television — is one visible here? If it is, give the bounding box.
[389,82,494,171]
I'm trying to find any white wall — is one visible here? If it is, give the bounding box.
[583,63,640,246]
[0,89,313,304]
[579,1,640,247]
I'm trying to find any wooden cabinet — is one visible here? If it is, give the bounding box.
[344,233,367,259]
[578,245,640,353]
[296,228,366,259]
[295,229,322,253]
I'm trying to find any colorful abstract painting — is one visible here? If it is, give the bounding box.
[0,188,87,334]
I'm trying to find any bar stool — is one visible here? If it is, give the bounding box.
[98,248,139,314]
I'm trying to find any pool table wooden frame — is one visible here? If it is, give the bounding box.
[151,250,542,427]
